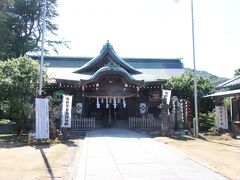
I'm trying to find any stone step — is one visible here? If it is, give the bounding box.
[64,130,86,138]
[113,120,128,128]
[95,120,128,128]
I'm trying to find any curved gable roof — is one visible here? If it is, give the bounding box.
[74,41,141,75]
[80,62,144,86]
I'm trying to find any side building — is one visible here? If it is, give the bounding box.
[206,75,240,136]
[32,41,184,129]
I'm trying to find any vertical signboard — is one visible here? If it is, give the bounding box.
[162,89,172,105]
[215,106,228,129]
[61,95,73,128]
[35,98,49,139]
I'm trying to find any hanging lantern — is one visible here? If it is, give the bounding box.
[140,103,146,114]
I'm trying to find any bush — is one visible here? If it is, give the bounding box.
[0,56,48,134]
[199,111,216,131]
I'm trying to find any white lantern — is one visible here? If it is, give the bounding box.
[139,103,146,114]
[76,103,83,114]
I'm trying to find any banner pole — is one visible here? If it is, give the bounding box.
[38,0,47,96]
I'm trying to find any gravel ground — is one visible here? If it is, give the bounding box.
[154,133,240,180]
[0,135,83,180]
[1,132,239,180]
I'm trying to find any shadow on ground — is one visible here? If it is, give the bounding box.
[169,135,196,141]
[61,137,85,147]
[0,131,85,149]
[199,135,240,148]
[0,134,27,148]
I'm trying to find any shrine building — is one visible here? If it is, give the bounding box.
[33,41,184,129]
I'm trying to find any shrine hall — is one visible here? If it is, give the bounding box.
[32,41,184,129]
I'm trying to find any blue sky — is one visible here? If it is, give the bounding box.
[50,0,240,78]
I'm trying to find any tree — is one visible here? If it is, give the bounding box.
[0,0,66,60]
[0,56,48,133]
[165,72,215,130]
[0,0,14,59]
[234,68,240,76]
[165,71,215,114]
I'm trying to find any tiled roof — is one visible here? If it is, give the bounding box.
[31,42,184,83]
[30,56,184,70]
[216,75,240,90]
[31,56,184,82]
[205,89,240,97]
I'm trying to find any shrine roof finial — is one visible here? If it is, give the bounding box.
[100,40,115,54]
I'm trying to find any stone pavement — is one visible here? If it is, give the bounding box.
[76,129,226,180]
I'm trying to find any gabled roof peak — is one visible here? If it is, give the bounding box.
[104,61,120,69]
[100,40,115,54]
[74,42,142,75]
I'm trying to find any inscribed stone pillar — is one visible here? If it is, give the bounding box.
[161,102,170,136]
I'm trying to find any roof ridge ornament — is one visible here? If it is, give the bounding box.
[100,40,115,54]
[104,61,120,70]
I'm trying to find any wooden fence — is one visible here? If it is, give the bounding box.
[129,117,155,129]
[71,117,95,129]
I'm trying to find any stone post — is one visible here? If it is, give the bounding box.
[161,100,170,136]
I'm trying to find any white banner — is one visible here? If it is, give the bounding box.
[162,89,172,105]
[140,103,146,114]
[76,103,83,114]
[61,95,73,128]
[215,106,228,129]
[35,98,49,139]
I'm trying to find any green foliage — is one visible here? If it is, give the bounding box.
[223,98,231,108]
[234,68,240,76]
[199,111,216,131]
[0,56,48,132]
[165,71,215,115]
[0,0,67,60]
[185,68,228,87]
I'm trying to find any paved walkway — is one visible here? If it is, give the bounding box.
[76,129,225,180]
